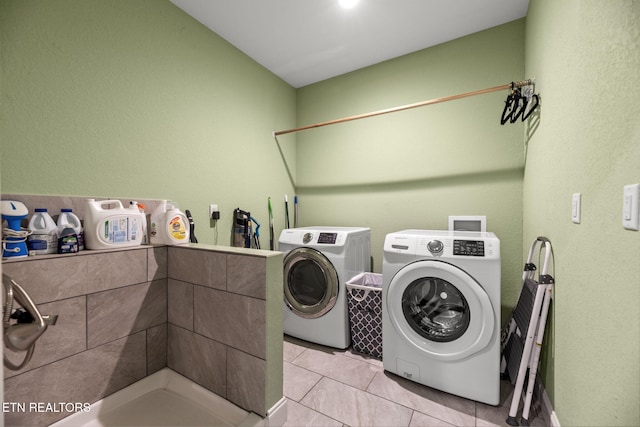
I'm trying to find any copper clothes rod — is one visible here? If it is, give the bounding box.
[273,79,535,136]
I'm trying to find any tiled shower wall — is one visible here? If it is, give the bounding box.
[2,244,283,426]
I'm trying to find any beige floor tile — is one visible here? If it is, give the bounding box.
[366,371,475,427]
[409,411,456,427]
[283,399,343,427]
[284,336,309,362]
[300,377,413,427]
[281,337,546,427]
[343,348,384,369]
[292,346,379,390]
[284,361,323,402]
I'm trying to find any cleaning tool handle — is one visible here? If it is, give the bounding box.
[268,197,274,251]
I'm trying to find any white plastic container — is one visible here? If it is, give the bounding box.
[130,201,148,245]
[84,199,144,250]
[149,200,190,245]
[57,208,84,251]
[129,201,149,245]
[27,208,58,254]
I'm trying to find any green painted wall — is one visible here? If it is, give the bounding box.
[292,21,527,320]
[0,0,297,245]
[525,1,639,426]
[3,1,639,425]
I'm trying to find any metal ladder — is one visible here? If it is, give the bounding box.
[500,236,554,426]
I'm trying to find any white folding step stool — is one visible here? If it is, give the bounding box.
[501,236,554,426]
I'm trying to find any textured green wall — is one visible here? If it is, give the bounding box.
[0,0,297,245]
[292,21,526,320]
[525,0,640,425]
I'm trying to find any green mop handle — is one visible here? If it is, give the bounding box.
[268,197,274,250]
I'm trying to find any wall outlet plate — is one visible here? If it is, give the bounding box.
[571,193,581,224]
[622,184,639,230]
[209,204,219,219]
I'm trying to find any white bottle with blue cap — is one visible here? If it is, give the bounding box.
[27,208,57,254]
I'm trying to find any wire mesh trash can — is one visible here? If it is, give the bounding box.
[346,272,383,359]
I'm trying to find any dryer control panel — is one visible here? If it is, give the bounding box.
[453,239,485,257]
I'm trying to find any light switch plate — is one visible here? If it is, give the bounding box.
[622,184,639,230]
[571,193,581,224]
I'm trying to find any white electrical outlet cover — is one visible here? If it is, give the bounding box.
[571,193,581,224]
[623,184,639,230]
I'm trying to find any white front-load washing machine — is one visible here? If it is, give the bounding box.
[382,230,501,405]
[279,226,371,349]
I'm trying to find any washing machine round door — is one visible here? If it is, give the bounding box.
[387,259,495,361]
[283,247,339,319]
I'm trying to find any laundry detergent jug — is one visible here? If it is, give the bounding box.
[84,199,144,250]
[150,200,190,245]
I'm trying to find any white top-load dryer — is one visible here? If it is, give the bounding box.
[279,226,371,349]
[382,230,501,405]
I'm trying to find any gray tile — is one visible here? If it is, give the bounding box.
[194,286,266,359]
[227,347,267,415]
[409,411,456,427]
[344,347,384,369]
[148,246,168,280]
[292,346,379,390]
[85,249,149,293]
[283,399,342,427]
[227,254,266,299]
[168,278,194,330]
[366,372,476,427]
[2,256,90,303]
[146,323,167,375]
[168,246,226,289]
[283,336,310,362]
[87,280,167,348]
[4,332,146,427]
[167,324,226,397]
[4,296,87,378]
[283,361,322,402]
[300,377,413,427]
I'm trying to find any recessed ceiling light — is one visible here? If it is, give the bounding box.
[339,0,359,9]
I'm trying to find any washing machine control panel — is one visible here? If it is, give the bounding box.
[301,232,339,245]
[385,230,500,259]
[453,239,485,257]
[317,233,338,244]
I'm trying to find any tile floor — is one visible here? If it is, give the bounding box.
[283,336,547,427]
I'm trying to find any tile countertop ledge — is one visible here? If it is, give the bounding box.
[1,243,282,263]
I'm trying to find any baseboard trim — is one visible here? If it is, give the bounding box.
[265,397,287,427]
[539,379,561,427]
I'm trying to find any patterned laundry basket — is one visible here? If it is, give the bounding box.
[346,272,383,359]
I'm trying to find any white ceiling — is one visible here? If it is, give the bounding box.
[170,0,529,88]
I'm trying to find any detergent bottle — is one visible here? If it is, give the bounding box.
[84,199,144,250]
[27,209,58,255]
[150,200,190,245]
[130,201,148,245]
[57,208,84,252]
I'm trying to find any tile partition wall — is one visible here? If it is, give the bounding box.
[1,193,284,426]
[166,245,284,418]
